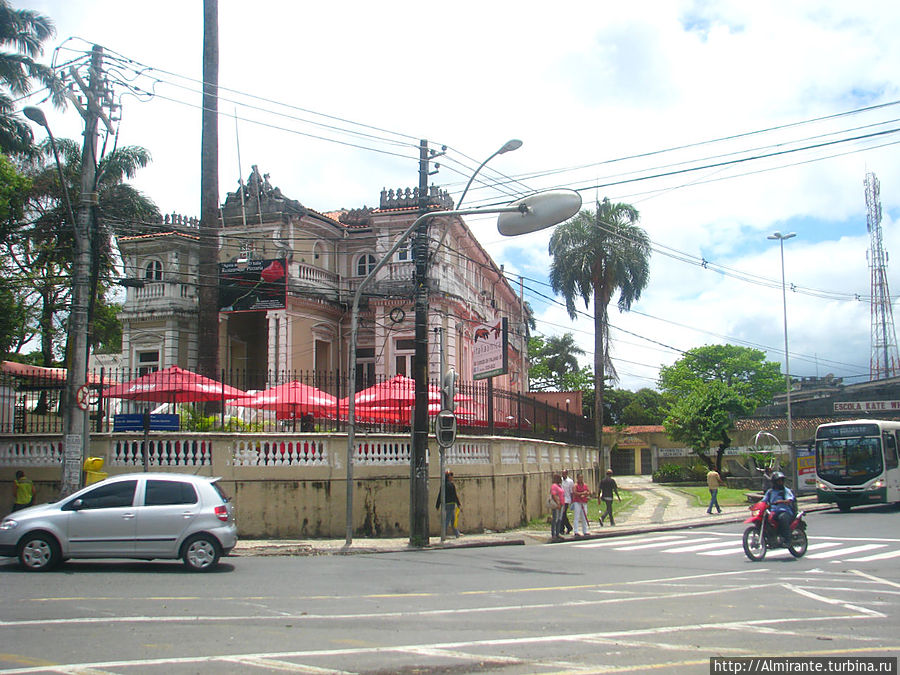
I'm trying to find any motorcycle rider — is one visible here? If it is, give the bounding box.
[761,471,796,543]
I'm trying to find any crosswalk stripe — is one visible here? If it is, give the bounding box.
[847,549,900,562]
[613,537,692,551]
[573,534,685,549]
[806,543,886,559]
[663,539,726,553]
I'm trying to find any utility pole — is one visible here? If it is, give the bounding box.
[60,45,104,496]
[198,0,220,381]
[410,140,431,546]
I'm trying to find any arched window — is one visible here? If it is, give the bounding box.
[144,260,163,281]
[356,254,376,276]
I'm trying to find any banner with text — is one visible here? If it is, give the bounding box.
[473,317,508,380]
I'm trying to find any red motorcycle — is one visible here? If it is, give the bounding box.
[742,500,808,561]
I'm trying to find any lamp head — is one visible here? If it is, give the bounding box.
[498,139,523,154]
[23,106,48,127]
[497,189,582,236]
[768,231,797,241]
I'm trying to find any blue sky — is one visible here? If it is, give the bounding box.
[17,0,900,391]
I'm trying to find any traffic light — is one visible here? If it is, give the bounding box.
[442,368,457,412]
[435,410,457,448]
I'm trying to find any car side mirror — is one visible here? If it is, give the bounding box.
[70,499,84,511]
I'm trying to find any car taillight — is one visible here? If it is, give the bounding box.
[215,505,229,522]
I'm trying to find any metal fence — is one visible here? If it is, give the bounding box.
[0,367,594,445]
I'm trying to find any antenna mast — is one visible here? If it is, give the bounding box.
[866,172,900,380]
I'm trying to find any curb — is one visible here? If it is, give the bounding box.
[231,502,833,557]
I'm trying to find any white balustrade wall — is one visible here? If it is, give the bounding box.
[1,432,594,538]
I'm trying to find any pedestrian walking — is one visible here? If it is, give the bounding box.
[572,472,591,536]
[435,470,462,537]
[549,473,565,541]
[560,469,574,534]
[706,467,724,514]
[598,469,621,526]
[12,470,35,512]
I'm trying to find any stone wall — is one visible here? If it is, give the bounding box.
[0,433,596,538]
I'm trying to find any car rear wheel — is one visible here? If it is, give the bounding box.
[18,533,61,572]
[182,534,221,572]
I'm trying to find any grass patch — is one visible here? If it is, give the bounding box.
[672,486,749,508]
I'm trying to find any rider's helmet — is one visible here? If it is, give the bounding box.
[771,471,786,484]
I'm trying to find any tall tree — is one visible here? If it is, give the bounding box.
[658,344,784,469]
[528,333,589,391]
[0,0,64,153]
[4,137,158,367]
[549,198,651,469]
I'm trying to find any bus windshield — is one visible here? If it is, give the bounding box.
[816,437,884,485]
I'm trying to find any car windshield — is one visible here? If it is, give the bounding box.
[210,480,231,503]
[816,436,883,485]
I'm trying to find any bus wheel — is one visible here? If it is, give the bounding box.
[838,503,851,513]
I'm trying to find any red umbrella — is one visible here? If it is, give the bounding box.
[237,381,337,419]
[102,365,246,403]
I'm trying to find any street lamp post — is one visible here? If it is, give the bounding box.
[344,190,582,547]
[768,231,796,444]
[24,106,90,496]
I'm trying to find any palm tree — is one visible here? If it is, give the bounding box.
[548,198,651,467]
[5,137,158,372]
[0,1,65,153]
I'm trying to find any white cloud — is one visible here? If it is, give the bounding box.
[16,0,900,391]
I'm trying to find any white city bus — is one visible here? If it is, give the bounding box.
[815,419,900,512]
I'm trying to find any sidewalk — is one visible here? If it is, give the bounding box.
[232,476,828,557]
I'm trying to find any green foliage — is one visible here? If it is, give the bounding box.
[605,387,666,425]
[652,463,686,482]
[0,277,25,355]
[658,344,782,409]
[528,333,591,392]
[663,380,749,467]
[90,299,122,354]
[658,345,784,467]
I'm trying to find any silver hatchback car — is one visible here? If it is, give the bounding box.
[0,473,237,572]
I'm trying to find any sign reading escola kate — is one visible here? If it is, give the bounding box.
[834,400,900,413]
[473,317,508,380]
[219,258,287,312]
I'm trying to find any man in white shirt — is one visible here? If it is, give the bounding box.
[560,469,575,535]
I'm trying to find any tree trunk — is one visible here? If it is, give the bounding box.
[197,0,219,380]
[594,292,605,481]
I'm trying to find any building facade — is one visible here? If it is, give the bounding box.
[113,168,529,394]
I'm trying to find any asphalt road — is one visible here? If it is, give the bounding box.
[1,505,899,674]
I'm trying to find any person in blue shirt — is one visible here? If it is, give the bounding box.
[761,471,795,543]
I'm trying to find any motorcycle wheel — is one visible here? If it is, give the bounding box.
[743,525,767,561]
[788,528,808,558]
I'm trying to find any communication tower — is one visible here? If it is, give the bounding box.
[866,172,900,379]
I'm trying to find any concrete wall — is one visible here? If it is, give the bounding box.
[0,433,596,539]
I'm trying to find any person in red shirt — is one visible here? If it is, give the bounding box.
[572,473,591,536]
[549,474,565,541]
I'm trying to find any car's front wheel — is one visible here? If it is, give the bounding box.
[18,533,61,572]
[182,534,221,572]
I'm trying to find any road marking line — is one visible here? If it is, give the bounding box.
[807,544,886,559]
[573,534,686,549]
[850,569,900,589]
[698,546,747,556]
[219,655,352,673]
[612,538,692,551]
[664,539,736,553]
[846,549,900,562]
[782,583,886,618]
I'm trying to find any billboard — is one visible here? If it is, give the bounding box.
[219,258,287,312]
[473,317,508,380]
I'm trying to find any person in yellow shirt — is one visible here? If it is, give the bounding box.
[12,470,35,511]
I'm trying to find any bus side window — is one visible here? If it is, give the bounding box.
[883,432,899,470]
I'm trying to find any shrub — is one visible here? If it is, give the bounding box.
[653,463,685,483]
